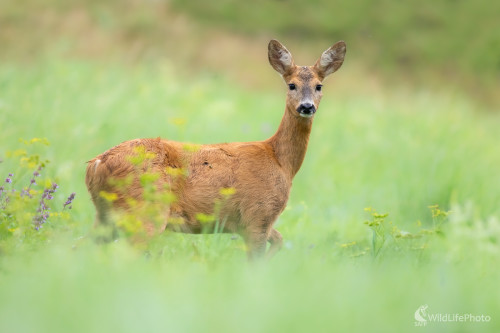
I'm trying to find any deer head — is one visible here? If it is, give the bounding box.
[268,40,346,118]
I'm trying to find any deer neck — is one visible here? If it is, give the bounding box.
[267,105,313,179]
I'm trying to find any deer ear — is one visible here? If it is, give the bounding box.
[268,40,295,75]
[314,41,346,78]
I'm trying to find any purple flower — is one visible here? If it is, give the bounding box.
[4,172,13,184]
[33,186,53,229]
[32,182,62,229]
[63,192,76,210]
[23,168,40,197]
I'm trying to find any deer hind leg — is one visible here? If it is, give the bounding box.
[89,195,119,242]
[91,195,110,226]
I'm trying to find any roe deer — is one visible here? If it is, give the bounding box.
[85,39,346,259]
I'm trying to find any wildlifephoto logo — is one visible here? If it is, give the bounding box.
[414,305,491,327]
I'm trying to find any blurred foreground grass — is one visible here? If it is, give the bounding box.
[0,59,499,332]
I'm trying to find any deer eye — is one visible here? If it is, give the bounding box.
[288,83,296,90]
[316,85,323,92]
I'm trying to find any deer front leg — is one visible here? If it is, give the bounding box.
[243,226,283,260]
[266,228,283,259]
[244,230,268,260]
[240,207,281,260]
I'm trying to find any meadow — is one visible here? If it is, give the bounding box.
[1,2,500,332]
[1,56,499,332]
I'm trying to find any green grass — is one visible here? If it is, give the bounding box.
[1,60,499,332]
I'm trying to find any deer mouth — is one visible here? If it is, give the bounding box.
[297,103,316,118]
[298,111,316,118]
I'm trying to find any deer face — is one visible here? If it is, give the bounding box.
[268,40,346,119]
[285,66,323,118]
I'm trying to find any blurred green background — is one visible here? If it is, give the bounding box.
[2,0,499,100]
[0,1,499,332]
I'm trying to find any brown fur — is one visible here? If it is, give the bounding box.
[85,40,346,259]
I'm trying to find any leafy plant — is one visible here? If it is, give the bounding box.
[0,139,76,252]
[343,205,451,260]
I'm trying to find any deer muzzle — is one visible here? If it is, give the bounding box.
[297,103,316,118]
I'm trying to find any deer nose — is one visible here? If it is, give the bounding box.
[297,103,316,117]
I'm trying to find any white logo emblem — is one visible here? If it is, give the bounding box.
[415,304,428,326]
